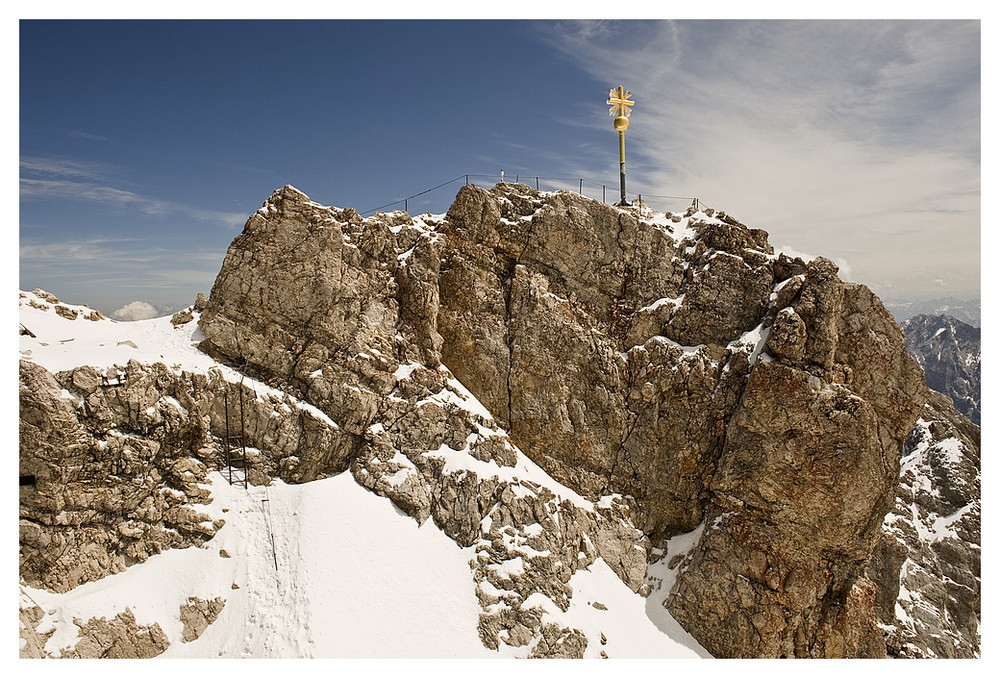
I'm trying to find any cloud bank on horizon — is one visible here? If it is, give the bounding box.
[540,20,980,301]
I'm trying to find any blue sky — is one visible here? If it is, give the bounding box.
[18,17,982,317]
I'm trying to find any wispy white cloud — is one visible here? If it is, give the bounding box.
[19,237,152,263]
[540,20,980,300]
[19,178,171,214]
[19,174,247,228]
[62,129,112,143]
[19,156,107,180]
[115,269,220,288]
[20,237,226,272]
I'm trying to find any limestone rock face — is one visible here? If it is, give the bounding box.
[434,184,924,656]
[20,359,219,593]
[195,184,928,657]
[438,186,770,536]
[18,356,347,593]
[196,185,656,656]
[668,278,925,657]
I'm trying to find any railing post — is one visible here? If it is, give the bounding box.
[239,385,247,490]
[224,390,232,485]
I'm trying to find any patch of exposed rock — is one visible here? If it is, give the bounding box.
[171,307,195,326]
[179,596,227,643]
[20,359,221,593]
[18,588,223,657]
[19,598,169,659]
[59,608,171,658]
[19,289,105,322]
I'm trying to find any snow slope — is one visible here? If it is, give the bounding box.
[18,290,706,658]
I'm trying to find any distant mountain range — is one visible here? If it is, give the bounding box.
[885,297,980,327]
[902,314,981,425]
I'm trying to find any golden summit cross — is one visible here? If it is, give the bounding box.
[607,86,634,120]
[607,85,634,206]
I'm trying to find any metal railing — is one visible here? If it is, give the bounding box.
[359,172,710,217]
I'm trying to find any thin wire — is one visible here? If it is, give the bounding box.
[361,175,466,215]
[634,193,697,200]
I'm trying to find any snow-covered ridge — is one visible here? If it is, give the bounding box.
[876,408,981,658]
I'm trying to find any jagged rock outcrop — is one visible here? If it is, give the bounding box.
[195,184,926,657]
[20,289,105,322]
[196,186,654,656]
[18,355,351,593]
[50,608,170,658]
[867,390,980,657]
[435,183,924,657]
[438,185,772,535]
[666,277,926,657]
[19,359,221,593]
[902,314,980,424]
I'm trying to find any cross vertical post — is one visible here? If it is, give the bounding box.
[619,130,626,204]
[607,85,634,206]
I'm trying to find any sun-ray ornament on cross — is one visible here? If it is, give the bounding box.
[607,86,634,206]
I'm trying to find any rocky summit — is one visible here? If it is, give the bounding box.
[19,183,980,658]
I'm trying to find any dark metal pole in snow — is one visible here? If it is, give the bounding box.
[239,385,247,490]
[224,391,232,485]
